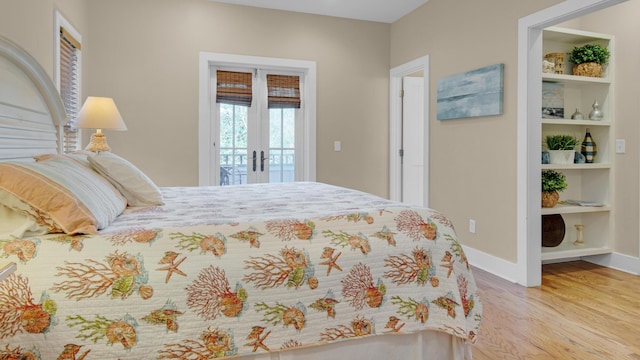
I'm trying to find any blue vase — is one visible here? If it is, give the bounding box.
[542,152,550,164]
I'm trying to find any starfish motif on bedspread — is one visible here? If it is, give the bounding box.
[319,247,342,276]
[157,251,187,283]
[245,326,271,352]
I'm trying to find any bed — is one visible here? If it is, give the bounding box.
[0,34,481,359]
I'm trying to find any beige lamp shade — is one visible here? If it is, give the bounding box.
[75,96,127,152]
[76,97,127,130]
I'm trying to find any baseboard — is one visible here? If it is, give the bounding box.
[462,245,520,283]
[463,247,640,286]
[583,252,640,275]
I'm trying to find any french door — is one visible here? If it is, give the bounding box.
[215,69,301,185]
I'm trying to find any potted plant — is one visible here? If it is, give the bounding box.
[541,169,567,208]
[545,134,578,164]
[568,43,610,77]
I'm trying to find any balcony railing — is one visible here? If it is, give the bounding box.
[220,151,294,185]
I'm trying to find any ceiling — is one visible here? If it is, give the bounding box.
[208,0,429,23]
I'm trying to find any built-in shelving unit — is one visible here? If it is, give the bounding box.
[541,27,614,261]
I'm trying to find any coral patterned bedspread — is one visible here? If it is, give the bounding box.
[0,182,481,359]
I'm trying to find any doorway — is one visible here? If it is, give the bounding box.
[198,52,317,186]
[517,0,627,286]
[389,56,430,206]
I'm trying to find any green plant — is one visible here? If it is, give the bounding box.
[568,44,610,65]
[545,134,578,150]
[542,169,567,193]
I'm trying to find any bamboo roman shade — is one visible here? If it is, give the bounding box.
[59,26,81,153]
[267,74,300,108]
[216,70,253,106]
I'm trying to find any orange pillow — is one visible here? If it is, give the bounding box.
[0,155,126,234]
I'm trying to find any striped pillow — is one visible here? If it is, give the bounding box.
[0,155,126,234]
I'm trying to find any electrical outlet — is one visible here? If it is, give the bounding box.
[334,140,341,152]
[469,219,476,234]
[616,139,625,154]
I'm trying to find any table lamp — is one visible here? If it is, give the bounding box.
[75,96,127,152]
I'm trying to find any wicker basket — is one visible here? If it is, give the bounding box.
[544,53,565,74]
[541,191,560,208]
[573,62,603,77]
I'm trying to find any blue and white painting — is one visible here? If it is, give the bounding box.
[542,82,564,119]
[437,63,504,120]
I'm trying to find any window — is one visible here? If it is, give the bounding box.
[55,12,82,153]
[267,74,300,182]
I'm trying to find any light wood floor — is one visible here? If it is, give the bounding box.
[471,261,640,360]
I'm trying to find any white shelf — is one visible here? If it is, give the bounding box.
[542,73,611,84]
[542,119,611,126]
[541,204,610,215]
[542,247,611,261]
[542,163,611,170]
[544,26,613,44]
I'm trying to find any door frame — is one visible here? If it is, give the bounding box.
[389,55,430,206]
[198,52,317,186]
[517,0,627,286]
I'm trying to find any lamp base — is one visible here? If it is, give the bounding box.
[85,132,111,152]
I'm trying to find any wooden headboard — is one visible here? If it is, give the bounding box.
[0,35,66,161]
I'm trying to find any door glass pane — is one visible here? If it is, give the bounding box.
[219,103,248,185]
[269,108,295,183]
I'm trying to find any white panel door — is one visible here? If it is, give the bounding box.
[401,76,425,206]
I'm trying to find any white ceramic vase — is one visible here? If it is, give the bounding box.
[548,150,575,164]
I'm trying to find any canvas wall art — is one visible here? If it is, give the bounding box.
[437,63,504,120]
[542,81,565,119]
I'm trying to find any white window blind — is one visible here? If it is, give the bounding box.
[59,27,81,153]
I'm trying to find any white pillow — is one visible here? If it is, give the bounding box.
[88,152,164,207]
[0,200,49,239]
